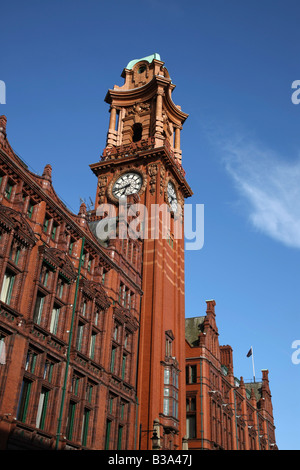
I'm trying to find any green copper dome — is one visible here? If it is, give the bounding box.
[126,53,161,70]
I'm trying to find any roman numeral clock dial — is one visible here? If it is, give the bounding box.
[112,172,143,198]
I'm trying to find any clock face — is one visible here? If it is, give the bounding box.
[167,181,178,212]
[112,172,143,198]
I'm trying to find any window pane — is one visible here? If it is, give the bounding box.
[164,368,170,384]
[186,415,196,439]
[163,398,169,415]
[36,388,49,429]
[105,420,111,450]
[117,426,123,450]
[66,401,76,441]
[50,306,60,334]
[17,379,31,422]
[89,332,96,359]
[81,408,90,446]
[0,335,6,365]
[33,293,45,325]
[77,323,84,351]
[0,271,15,305]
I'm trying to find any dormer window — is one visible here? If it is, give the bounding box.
[138,65,146,74]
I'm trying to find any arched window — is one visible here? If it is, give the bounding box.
[132,123,142,142]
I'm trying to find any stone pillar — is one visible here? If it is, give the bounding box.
[154,90,164,147]
[173,126,182,163]
[109,106,117,131]
[106,106,118,147]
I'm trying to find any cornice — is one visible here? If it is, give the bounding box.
[105,75,188,124]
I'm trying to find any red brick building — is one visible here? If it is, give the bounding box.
[0,54,192,450]
[185,300,277,450]
[0,54,277,451]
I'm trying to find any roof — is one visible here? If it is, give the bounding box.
[245,381,263,402]
[185,316,206,347]
[126,53,161,70]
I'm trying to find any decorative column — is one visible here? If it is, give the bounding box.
[154,90,164,147]
[173,126,182,163]
[106,106,118,148]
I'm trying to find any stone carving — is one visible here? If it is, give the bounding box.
[148,163,158,194]
[98,175,108,204]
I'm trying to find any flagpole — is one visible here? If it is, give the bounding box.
[251,346,256,382]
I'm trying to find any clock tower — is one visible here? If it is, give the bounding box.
[90,54,193,450]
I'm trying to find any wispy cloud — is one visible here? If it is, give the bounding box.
[218,135,300,249]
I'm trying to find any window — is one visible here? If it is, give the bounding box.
[108,394,116,415]
[105,420,112,450]
[186,365,197,384]
[81,299,87,317]
[0,333,7,365]
[43,359,54,383]
[49,304,60,335]
[51,222,58,241]
[121,354,127,380]
[87,257,93,273]
[163,366,179,419]
[120,401,126,421]
[102,269,107,286]
[36,387,49,429]
[186,397,196,411]
[118,283,133,309]
[186,396,197,439]
[69,239,75,256]
[33,291,45,325]
[85,382,94,404]
[66,401,77,441]
[9,243,21,265]
[56,276,66,299]
[81,251,86,267]
[119,283,125,306]
[124,332,131,351]
[110,346,116,373]
[94,308,100,327]
[4,180,13,200]
[132,123,142,142]
[25,350,38,373]
[76,322,85,352]
[39,262,55,289]
[0,270,15,305]
[27,200,35,219]
[89,331,97,359]
[43,215,50,233]
[17,378,32,422]
[165,335,173,358]
[71,374,80,396]
[117,425,123,450]
[113,323,120,342]
[81,408,90,446]
[186,415,196,439]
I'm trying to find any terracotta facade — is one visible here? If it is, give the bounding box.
[185,300,277,450]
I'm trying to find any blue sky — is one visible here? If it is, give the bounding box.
[1,0,300,450]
